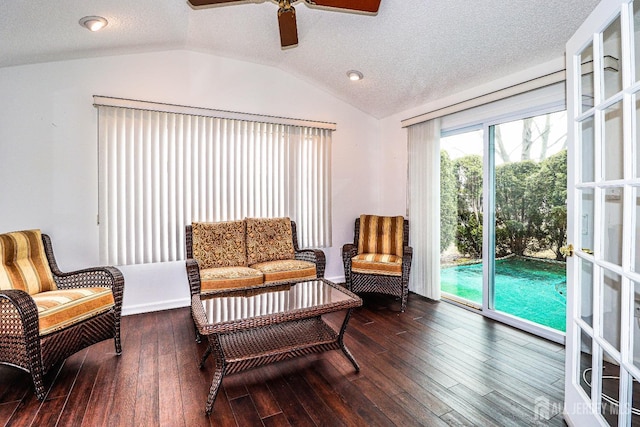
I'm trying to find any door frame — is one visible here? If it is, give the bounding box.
[565,0,637,425]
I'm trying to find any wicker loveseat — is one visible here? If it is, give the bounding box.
[185,217,325,296]
[0,229,124,399]
[342,215,412,312]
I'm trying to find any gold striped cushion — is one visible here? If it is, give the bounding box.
[250,259,316,284]
[200,266,264,293]
[32,287,114,336]
[351,253,402,276]
[0,229,57,295]
[357,215,404,257]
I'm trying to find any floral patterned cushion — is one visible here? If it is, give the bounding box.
[245,217,295,265]
[191,220,247,268]
[250,259,316,284]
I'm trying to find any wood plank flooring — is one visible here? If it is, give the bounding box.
[0,292,567,426]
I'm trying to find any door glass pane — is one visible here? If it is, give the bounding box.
[604,187,624,265]
[440,129,483,306]
[582,116,595,183]
[600,350,620,425]
[636,96,640,178]
[580,188,595,254]
[635,1,640,83]
[492,112,567,331]
[580,330,593,398]
[633,282,640,371]
[631,372,640,426]
[604,102,624,181]
[580,43,594,112]
[603,15,622,100]
[602,269,622,351]
[636,188,640,273]
[580,258,594,327]
[632,284,640,423]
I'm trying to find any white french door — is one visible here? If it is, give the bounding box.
[565,0,640,425]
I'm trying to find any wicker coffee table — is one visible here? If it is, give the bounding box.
[191,278,363,414]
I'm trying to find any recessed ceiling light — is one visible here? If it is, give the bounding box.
[79,16,108,32]
[347,70,363,81]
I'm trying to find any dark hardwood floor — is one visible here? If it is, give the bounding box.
[0,292,567,426]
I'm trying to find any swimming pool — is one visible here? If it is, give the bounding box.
[440,256,567,332]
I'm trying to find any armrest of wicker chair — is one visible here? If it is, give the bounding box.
[290,220,326,278]
[402,246,413,281]
[341,243,358,288]
[0,289,45,396]
[185,258,202,296]
[294,248,326,278]
[41,234,124,291]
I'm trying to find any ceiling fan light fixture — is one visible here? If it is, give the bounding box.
[347,70,363,81]
[79,16,108,32]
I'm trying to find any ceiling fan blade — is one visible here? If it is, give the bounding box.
[306,0,380,14]
[277,5,298,48]
[188,0,249,7]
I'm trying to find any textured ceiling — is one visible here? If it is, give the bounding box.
[0,0,600,119]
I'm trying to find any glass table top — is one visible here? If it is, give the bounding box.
[199,279,357,325]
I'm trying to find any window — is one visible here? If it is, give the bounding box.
[95,97,333,265]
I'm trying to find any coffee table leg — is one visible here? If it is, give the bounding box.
[205,334,226,415]
[338,308,360,372]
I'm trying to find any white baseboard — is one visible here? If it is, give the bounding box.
[122,297,190,316]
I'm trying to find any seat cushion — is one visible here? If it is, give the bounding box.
[200,266,264,293]
[250,259,316,284]
[358,215,404,257]
[351,253,402,276]
[191,220,247,268]
[0,229,57,295]
[246,217,295,265]
[32,287,115,336]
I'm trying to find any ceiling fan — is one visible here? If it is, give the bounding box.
[188,0,381,48]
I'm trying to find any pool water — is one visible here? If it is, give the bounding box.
[440,257,567,332]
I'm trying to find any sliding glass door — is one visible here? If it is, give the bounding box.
[440,129,484,307]
[491,111,568,333]
[440,110,567,339]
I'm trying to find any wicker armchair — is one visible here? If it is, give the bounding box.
[342,215,412,312]
[0,230,124,399]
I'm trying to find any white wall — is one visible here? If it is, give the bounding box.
[0,49,383,314]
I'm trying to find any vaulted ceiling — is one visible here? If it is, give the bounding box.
[0,0,600,119]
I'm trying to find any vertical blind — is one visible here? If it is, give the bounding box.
[407,118,442,300]
[96,100,332,266]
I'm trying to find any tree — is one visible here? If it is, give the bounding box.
[453,155,483,257]
[494,125,510,163]
[454,155,483,220]
[521,118,534,160]
[456,211,483,258]
[495,160,541,256]
[528,149,567,259]
[537,114,552,161]
[440,150,457,252]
